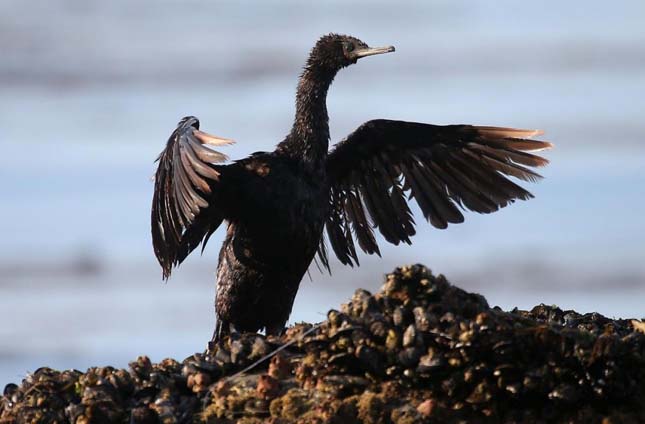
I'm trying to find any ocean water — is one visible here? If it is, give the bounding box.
[1,0,644,385]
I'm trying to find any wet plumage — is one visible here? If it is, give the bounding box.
[151,34,552,342]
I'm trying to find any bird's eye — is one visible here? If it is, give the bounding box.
[345,43,355,53]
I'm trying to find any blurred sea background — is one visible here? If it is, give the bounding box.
[1,0,644,386]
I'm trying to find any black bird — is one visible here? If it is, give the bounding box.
[151,34,552,342]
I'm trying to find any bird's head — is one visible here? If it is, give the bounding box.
[305,34,395,74]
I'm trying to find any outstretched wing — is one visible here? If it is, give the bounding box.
[151,116,234,279]
[318,119,552,270]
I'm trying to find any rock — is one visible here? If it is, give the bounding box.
[416,399,434,417]
[2,264,645,423]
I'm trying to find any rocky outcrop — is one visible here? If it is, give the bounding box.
[2,265,645,423]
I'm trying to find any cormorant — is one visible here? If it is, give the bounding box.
[151,34,552,342]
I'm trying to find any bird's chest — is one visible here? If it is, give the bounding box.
[268,169,328,243]
[235,161,329,259]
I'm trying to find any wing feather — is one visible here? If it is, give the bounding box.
[414,160,465,225]
[151,116,233,279]
[318,119,552,269]
[346,190,380,255]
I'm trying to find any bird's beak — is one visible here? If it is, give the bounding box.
[353,45,396,59]
[193,130,235,146]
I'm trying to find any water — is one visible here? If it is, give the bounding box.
[1,0,645,385]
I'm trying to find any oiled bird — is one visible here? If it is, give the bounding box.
[151,34,552,343]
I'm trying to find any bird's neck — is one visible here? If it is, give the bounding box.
[278,67,336,168]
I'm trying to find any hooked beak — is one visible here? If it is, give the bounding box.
[353,45,396,59]
[193,129,235,146]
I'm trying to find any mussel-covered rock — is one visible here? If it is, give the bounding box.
[2,264,645,423]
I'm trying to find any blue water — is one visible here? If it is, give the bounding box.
[1,0,645,386]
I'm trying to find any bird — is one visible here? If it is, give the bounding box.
[151,34,552,343]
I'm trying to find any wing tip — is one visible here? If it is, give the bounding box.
[520,137,554,153]
[477,126,548,139]
[475,125,544,138]
[193,129,236,146]
[476,126,554,154]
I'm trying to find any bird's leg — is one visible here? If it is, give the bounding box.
[265,321,287,338]
[208,319,231,352]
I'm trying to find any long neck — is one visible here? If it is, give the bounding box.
[277,66,336,167]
